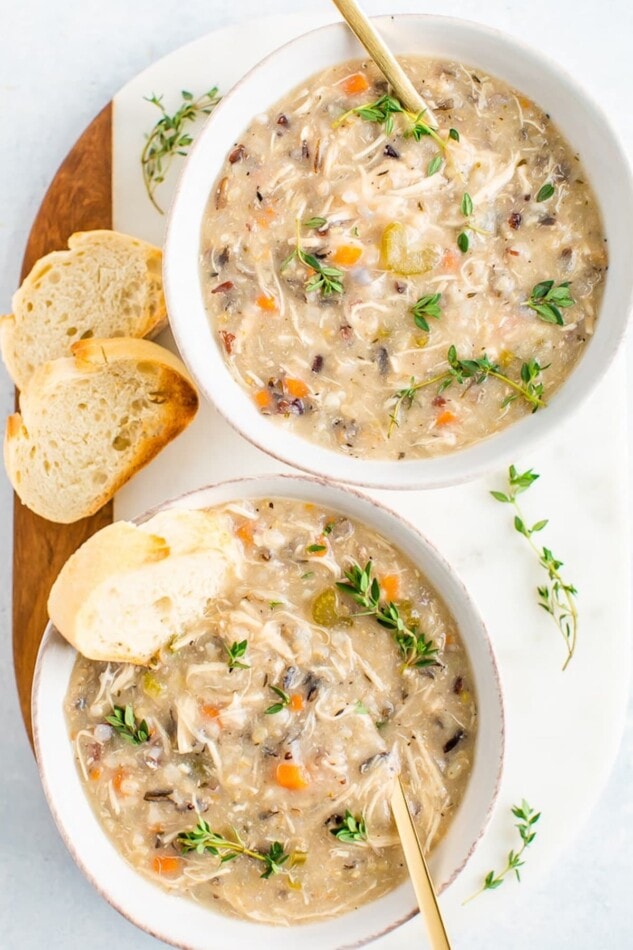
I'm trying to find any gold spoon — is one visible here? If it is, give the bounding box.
[331,0,438,125]
[391,777,452,950]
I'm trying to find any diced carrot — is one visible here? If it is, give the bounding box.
[445,633,456,647]
[441,248,460,272]
[289,694,304,713]
[254,388,273,411]
[256,293,277,311]
[89,767,102,781]
[276,762,310,790]
[284,378,309,399]
[304,503,315,511]
[381,574,400,602]
[255,208,275,229]
[152,855,182,876]
[201,704,221,720]
[518,96,531,109]
[437,410,457,426]
[340,72,370,96]
[112,768,127,795]
[236,521,255,545]
[332,245,363,267]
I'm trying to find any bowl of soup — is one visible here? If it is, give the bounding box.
[164,15,633,489]
[33,474,504,948]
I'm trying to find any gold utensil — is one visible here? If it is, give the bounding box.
[331,0,437,124]
[390,776,452,950]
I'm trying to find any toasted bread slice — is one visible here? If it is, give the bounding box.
[48,508,238,664]
[1,230,167,389]
[4,337,198,523]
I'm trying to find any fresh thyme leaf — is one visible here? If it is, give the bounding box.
[536,182,555,202]
[427,154,443,176]
[323,521,335,535]
[224,639,250,671]
[301,571,315,579]
[388,347,547,435]
[491,466,578,669]
[105,705,150,745]
[307,543,327,553]
[269,600,284,609]
[282,223,345,297]
[449,127,460,141]
[457,232,469,253]
[464,800,540,902]
[141,87,221,213]
[336,560,438,670]
[304,216,327,229]
[265,684,291,715]
[525,280,575,326]
[461,192,474,217]
[411,293,442,333]
[177,818,294,881]
[335,95,445,148]
[330,810,368,843]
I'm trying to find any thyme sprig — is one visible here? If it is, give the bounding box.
[331,811,368,843]
[177,818,294,880]
[281,221,344,297]
[525,280,575,326]
[334,93,445,150]
[224,639,250,671]
[491,465,578,669]
[105,705,150,745]
[141,87,221,213]
[388,346,547,435]
[336,561,438,669]
[464,801,540,902]
[265,685,291,715]
[411,293,442,333]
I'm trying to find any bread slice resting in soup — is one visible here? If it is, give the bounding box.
[60,499,477,924]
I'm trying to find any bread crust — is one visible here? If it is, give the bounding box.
[4,337,199,523]
[0,229,168,388]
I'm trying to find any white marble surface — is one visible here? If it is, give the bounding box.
[1,1,632,948]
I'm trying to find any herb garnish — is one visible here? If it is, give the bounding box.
[177,818,295,880]
[457,191,490,252]
[464,801,540,901]
[141,87,221,213]
[388,346,547,435]
[281,221,344,297]
[525,280,575,325]
[304,216,327,229]
[427,155,443,177]
[449,128,460,141]
[411,293,442,333]
[461,193,474,217]
[224,639,250,671]
[536,182,555,202]
[334,93,446,151]
[491,465,578,669]
[337,561,438,669]
[105,705,150,745]
[331,810,368,843]
[265,685,291,715]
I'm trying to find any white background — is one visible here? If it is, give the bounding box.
[1,1,632,948]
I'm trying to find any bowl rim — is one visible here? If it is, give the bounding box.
[164,13,633,491]
[32,472,505,949]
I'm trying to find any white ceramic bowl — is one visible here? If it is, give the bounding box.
[33,474,504,950]
[164,15,633,490]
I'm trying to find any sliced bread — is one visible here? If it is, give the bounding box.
[1,230,167,389]
[48,508,238,664]
[4,337,198,524]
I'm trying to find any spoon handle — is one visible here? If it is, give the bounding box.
[331,0,435,122]
[391,777,452,950]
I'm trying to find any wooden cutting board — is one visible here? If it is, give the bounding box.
[12,104,114,744]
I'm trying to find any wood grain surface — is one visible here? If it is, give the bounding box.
[12,103,114,744]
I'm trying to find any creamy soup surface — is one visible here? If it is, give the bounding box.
[200,57,606,460]
[66,499,477,925]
